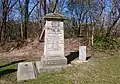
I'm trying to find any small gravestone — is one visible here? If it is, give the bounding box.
[79,46,88,62]
[36,13,67,73]
[17,62,36,81]
[71,46,88,65]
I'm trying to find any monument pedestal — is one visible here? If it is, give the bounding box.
[41,56,67,66]
[36,56,67,73]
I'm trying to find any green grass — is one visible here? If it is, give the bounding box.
[0,53,120,84]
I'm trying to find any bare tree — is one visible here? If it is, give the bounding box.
[106,0,120,37]
[0,0,18,42]
[19,0,39,39]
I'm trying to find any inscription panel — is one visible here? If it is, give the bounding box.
[44,21,64,57]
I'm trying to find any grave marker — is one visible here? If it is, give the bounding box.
[36,13,67,73]
[79,46,87,62]
[17,62,36,81]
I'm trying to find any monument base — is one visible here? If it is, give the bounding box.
[71,60,88,65]
[36,56,68,73]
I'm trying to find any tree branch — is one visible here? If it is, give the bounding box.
[52,0,58,13]
[28,1,39,17]
[1,0,4,4]
[8,0,19,12]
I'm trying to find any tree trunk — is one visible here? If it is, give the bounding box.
[0,0,9,42]
[20,22,23,39]
[106,14,120,37]
[91,27,94,46]
[24,0,29,39]
[44,0,46,15]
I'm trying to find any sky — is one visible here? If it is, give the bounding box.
[0,0,120,22]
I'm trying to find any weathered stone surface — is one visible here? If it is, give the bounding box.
[44,21,64,57]
[36,61,71,73]
[36,13,67,73]
[41,56,67,66]
[79,46,87,61]
[17,62,36,81]
[44,13,65,20]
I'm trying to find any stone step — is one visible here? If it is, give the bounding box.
[36,61,71,73]
[41,57,67,66]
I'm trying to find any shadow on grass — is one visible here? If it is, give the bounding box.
[0,60,25,68]
[66,51,79,64]
[0,60,25,76]
[86,56,91,60]
[66,51,91,64]
[0,69,17,76]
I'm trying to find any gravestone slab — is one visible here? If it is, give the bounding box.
[17,62,36,81]
[79,46,88,62]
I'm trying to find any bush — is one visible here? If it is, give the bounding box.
[93,36,120,51]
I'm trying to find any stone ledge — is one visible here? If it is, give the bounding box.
[41,56,67,66]
[36,61,72,73]
[71,60,88,65]
[44,13,66,20]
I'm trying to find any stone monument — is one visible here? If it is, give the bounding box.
[36,13,67,73]
[79,46,88,62]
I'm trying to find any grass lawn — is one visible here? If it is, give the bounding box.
[0,52,120,84]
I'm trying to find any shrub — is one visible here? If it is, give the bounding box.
[93,36,120,51]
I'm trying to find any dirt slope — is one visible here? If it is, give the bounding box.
[0,38,80,60]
